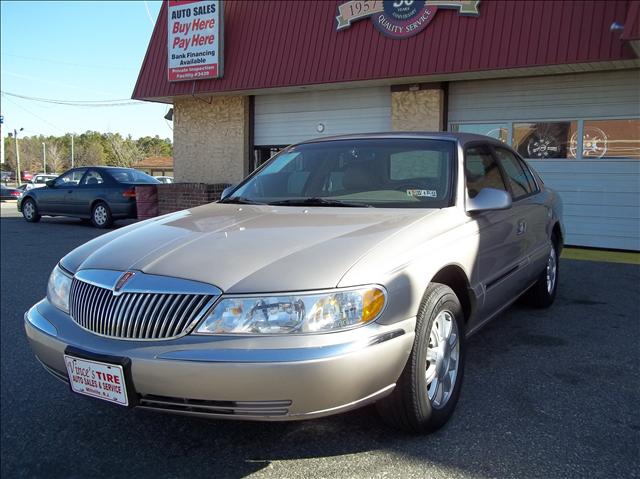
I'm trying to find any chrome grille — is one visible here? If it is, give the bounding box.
[69,278,215,340]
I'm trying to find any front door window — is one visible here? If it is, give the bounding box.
[54,169,87,187]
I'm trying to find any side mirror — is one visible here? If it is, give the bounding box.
[220,184,236,200]
[45,179,56,188]
[466,188,512,213]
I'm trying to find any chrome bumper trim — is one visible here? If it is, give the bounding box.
[156,329,405,363]
[136,384,395,421]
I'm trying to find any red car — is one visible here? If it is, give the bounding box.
[21,171,33,182]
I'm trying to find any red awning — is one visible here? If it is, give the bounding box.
[622,0,640,40]
[133,0,637,101]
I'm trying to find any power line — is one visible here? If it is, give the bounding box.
[1,94,65,133]
[144,0,155,26]
[3,71,123,97]
[1,91,143,107]
[2,53,137,72]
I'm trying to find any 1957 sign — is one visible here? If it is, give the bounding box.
[336,0,480,39]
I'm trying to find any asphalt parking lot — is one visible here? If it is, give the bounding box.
[1,210,639,479]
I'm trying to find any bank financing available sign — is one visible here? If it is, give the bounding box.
[336,0,480,39]
[167,0,223,81]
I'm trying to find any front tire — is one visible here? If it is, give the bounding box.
[22,198,41,223]
[91,202,113,228]
[376,283,466,433]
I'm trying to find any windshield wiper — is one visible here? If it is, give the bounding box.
[268,197,372,208]
[219,196,267,205]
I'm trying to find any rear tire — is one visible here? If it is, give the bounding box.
[21,198,41,223]
[91,201,113,228]
[376,283,466,433]
[523,236,559,308]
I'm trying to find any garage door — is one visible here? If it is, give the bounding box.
[254,87,391,146]
[448,69,640,251]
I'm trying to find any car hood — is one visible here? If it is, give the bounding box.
[62,203,441,293]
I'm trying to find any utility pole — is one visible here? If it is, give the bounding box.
[0,114,4,168]
[12,128,23,185]
[70,134,74,168]
[42,142,47,174]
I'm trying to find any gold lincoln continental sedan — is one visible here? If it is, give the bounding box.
[25,133,563,433]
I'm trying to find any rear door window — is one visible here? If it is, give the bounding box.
[81,171,105,186]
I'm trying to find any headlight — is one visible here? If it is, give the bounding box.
[47,264,72,313]
[196,286,386,334]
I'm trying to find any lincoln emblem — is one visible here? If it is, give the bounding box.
[114,271,136,292]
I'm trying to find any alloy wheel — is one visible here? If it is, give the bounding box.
[425,310,460,409]
[23,201,34,220]
[94,205,108,226]
[546,246,557,294]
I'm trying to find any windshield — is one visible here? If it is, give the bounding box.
[108,169,160,184]
[227,139,456,208]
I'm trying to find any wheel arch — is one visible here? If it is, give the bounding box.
[21,194,38,209]
[430,265,474,323]
[552,222,563,251]
[90,198,109,212]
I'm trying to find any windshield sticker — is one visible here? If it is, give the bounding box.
[407,189,437,198]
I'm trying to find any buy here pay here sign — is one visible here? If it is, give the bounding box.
[167,0,223,81]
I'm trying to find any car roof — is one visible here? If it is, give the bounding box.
[296,131,505,148]
[66,166,143,172]
[75,166,135,171]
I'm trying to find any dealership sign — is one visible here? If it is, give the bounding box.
[167,0,223,81]
[336,0,480,39]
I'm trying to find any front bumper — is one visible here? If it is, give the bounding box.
[25,300,415,420]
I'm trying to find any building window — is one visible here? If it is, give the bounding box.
[450,119,638,160]
[579,119,640,159]
[512,122,577,160]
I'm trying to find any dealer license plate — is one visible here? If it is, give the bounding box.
[64,355,129,406]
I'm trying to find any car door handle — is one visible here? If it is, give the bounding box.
[67,190,73,193]
[517,219,527,236]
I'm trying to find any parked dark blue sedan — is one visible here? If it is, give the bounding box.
[18,167,160,228]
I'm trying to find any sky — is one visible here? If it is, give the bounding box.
[0,0,171,140]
